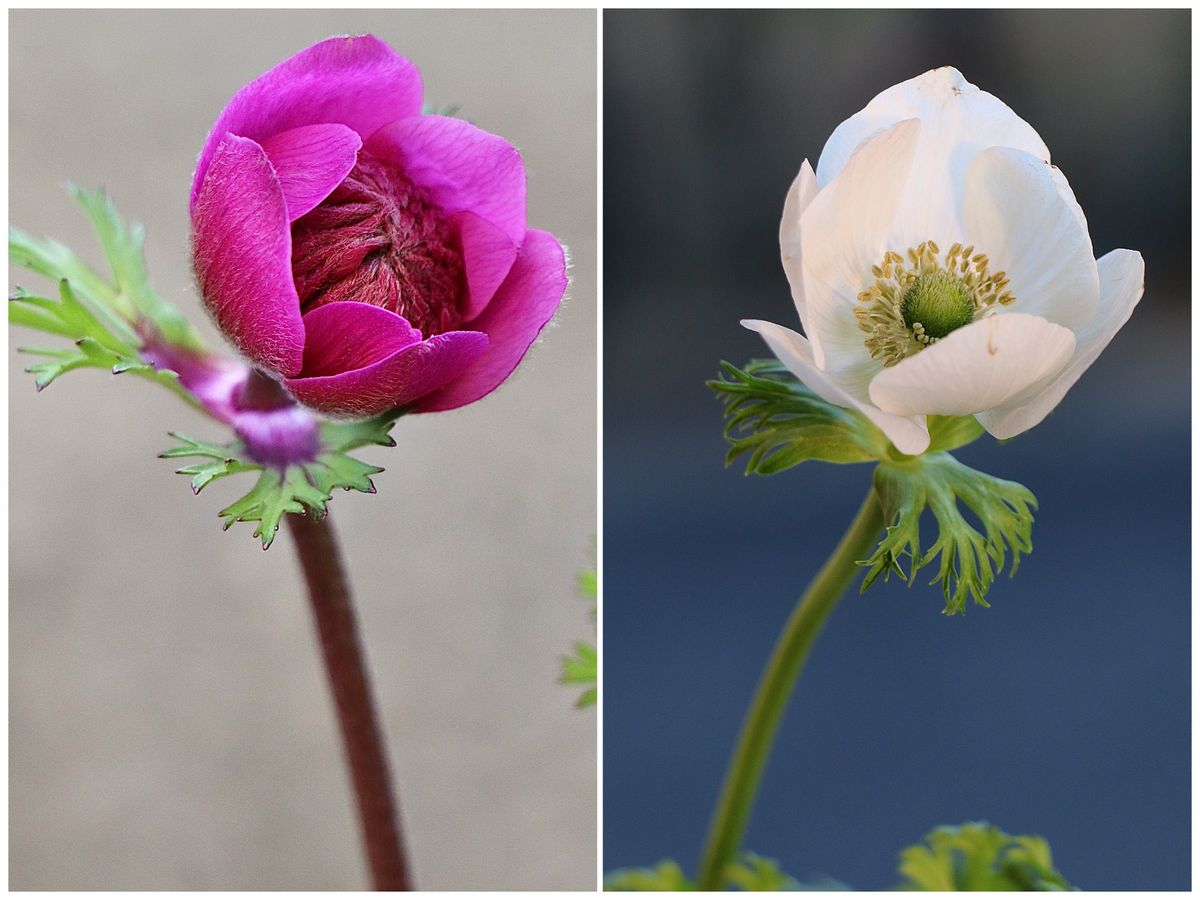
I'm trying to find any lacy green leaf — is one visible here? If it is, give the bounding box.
[579,566,597,601]
[561,564,597,708]
[724,853,849,892]
[67,185,204,350]
[11,231,139,342]
[12,186,203,351]
[161,414,400,550]
[11,187,203,405]
[605,853,848,891]
[605,860,694,891]
[896,822,1074,891]
[725,852,804,891]
[709,360,890,471]
[11,281,187,397]
[560,640,596,708]
[863,453,1036,615]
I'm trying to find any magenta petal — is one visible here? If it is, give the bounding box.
[192,133,305,376]
[260,124,362,221]
[367,115,526,246]
[192,35,422,210]
[298,302,423,376]
[285,330,489,417]
[418,229,566,412]
[454,210,518,319]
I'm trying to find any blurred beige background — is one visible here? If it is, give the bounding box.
[9,9,596,891]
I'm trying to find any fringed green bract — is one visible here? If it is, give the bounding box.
[711,359,1034,613]
[865,453,1036,615]
[709,359,890,470]
[160,411,401,550]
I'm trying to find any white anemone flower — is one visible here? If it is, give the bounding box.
[744,67,1145,456]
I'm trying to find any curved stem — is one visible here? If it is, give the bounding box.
[695,488,884,890]
[287,512,412,891]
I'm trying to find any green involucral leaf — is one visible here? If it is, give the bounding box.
[320,410,403,453]
[162,433,259,493]
[160,414,399,550]
[218,470,308,546]
[896,822,1074,891]
[709,360,891,471]
[710,360,1027,612]
[308,452,384,496]
[863,452,1036,615]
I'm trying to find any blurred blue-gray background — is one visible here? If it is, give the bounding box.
[603,9,1189,891]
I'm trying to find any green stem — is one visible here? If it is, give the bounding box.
[695,487,884,890]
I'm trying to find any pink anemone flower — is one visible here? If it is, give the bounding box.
[190,34,567,417]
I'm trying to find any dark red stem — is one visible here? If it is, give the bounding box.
[287,512,412,891]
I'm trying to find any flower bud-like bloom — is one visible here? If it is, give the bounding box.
[191,35,567,417]
[744,67,1145,455]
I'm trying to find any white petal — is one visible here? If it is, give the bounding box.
[816,67,1051,252]
[886,140,966,251]
[977,250,1145,439]
[817,67,1049,184]
[1048,163,1090,237]
[742,318,931,456]
[799,118,920,373]
[963,147,1099,331]
[779,160,819,324]
[868,313,1076,417]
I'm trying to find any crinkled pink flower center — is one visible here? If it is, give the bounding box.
[291,152,466,337]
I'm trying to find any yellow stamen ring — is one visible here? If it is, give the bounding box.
[853,241,1015,367]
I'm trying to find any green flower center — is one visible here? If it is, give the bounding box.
[900,271,975,339]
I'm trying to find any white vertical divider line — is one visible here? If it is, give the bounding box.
[593,4,606,892]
